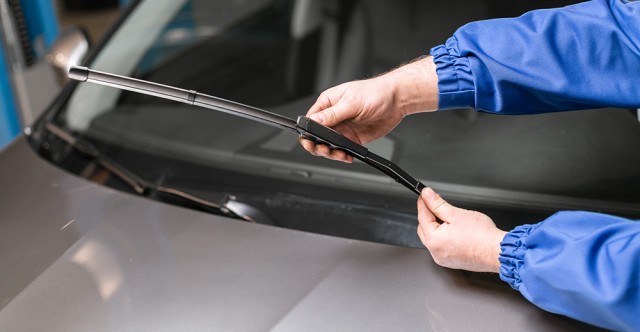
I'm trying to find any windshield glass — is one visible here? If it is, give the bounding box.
[47,0,640,245]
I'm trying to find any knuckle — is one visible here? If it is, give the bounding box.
[327,109,339,122]
[431,198,448,213]
[431,254,445,267]
[426,239,443,253]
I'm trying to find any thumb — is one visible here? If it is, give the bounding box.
[417,191,440,239]
[309,102,354,128]
[421,187,467,223]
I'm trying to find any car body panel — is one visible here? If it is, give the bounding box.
[0,138,598,331]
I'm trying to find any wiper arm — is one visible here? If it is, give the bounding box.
[44,122,259,221]
[45,122,147,194]
[69,66,426,195]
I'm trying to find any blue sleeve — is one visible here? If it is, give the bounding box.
[430,0,640,114]
[499,211,640,331]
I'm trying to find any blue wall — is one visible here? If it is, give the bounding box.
[21,0,59,54]
[0,42,21,150]
[0,0,59,150]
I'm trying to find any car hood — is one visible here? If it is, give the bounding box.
[0,137,596,331]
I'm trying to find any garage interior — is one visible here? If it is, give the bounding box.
[1,1,639,331]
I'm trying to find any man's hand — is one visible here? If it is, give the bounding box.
[300,56,439,163]
[300,78,401,163]
[417,187,507,273]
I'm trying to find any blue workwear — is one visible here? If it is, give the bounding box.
[431,0,640,114]
[430,0,640,330]
[500,212,640,331]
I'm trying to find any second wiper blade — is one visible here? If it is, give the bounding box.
[68,66,426,195]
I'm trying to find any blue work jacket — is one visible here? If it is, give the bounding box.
[430,0,640,330]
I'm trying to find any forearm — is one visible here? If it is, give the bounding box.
[482,228,507,274]
[389,56,439,117]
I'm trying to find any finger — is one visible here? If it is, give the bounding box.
[299,136,354,162]
[299,137,318,155]
[309,101,355,128]
[315,144,350,164]
[314,143,332,158]
[422,187,467,223]
[417,223,426,245]
[329,149,353,163]
[417,192,440,240]
[307,91,335,116]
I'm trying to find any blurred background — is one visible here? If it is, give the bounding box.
[56,0,121,41]
[1,0,638,154]
[0,0,124,150]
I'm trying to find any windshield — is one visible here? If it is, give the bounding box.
[42,0,640,246]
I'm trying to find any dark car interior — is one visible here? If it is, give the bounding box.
[40,0,640,248]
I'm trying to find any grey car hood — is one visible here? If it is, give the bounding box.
[0,138,595,331]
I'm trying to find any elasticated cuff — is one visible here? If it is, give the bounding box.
[498,223,540,290]
[430,36,476,110]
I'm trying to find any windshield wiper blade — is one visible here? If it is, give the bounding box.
[69,66,426,195]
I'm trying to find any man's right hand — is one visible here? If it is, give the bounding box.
[300,56,440,163]
[301,77,404,163]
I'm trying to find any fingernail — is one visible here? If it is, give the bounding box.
[422,187,438,202]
